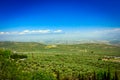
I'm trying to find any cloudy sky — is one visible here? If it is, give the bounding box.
[0,0,120,41]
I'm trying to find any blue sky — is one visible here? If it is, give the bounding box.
[0,0,120,41]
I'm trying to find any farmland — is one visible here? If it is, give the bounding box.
[0,41,120,80]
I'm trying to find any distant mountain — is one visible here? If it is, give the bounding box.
[0,41,45,52]
[109,40,120,46]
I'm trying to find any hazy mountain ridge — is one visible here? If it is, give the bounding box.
[0,41,120,53]
[0,39,120,46]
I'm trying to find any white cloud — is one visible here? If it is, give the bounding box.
[53,30,62,33]
[5,32,10,34]
[0,29,63,35]
[94,28,120,34]
[18,29,51,34]
[18,30,31,34]
[0,32,10,35]
[92,28,120,39]
[37,30,51,33]
[19,32,25,35]
[0,32,5,35]
[23,30,30,33]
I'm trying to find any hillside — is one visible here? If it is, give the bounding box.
[0,41,45,52]
[0,41,120,56]
[0,41,120,80]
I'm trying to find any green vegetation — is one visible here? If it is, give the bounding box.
[0,42,120,80]
[0,49,21,79]
[10,53,27,59]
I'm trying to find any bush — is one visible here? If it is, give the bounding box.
[10,54,27,59]
[32,71,56,80]
[0,49,11,58]
[0,49,22,80]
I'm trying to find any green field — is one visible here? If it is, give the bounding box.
[0,42,120,80]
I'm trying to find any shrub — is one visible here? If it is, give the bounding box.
[32,71,56,80]
[10,54,27,59]
[0,49,22,80]
[0,49,11,58]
